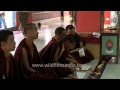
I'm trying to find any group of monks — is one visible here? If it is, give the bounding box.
[0,23,96,79]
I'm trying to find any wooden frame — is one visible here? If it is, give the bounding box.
[100,33,119,64]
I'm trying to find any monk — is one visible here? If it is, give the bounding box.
[14,23,58,79]
[65,25,94,64]
[47,27,66,45]
[0,30,20,79]
[41,27,77,64]
[39,34,80,78]
[46,27,76,63]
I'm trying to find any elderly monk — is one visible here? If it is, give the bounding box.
[14,23,58,79]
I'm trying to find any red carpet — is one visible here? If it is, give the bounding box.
[13,30,22,35]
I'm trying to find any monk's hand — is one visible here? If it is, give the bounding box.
[66,57,78,64]
[80,46,86,50]
[69,60,79,65]
[75,48,81,52]
[76,47,87,53]
[70,48,80,54]
[69,50,74,54]
[67,54,79,64]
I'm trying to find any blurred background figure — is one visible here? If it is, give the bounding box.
[0,11,7,29]
[38,22,41,29]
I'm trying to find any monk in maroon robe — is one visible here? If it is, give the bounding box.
[39,27,66,62]
[65,25,94,64]
[47,27,66,45]
[39,34,79,78]
[0,30,20,79]
[14,23,58,79]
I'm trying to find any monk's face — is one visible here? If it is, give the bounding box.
[30,27,39,39]
[66,29,75,35]
[56,31,66,41]
[64,41,76,50]
[3,35,16,51]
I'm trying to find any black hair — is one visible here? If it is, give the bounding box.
[55,27,65,35]
[62,34,77,43]
[0,30,13,47]
[65,25,75,32]
[23,23,37,35]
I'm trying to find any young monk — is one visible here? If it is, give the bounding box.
[0,30,19,79]
[65,25,94,64]
[39,34,79,78]
[47,27,66,45]
[40,27,77,64]
[14,23,58,79]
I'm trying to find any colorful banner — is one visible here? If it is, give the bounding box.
[4,11,16,28]
[0,11,16,29]
[102,36,117,55]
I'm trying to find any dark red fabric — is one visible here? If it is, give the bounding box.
[74,33,86,48]
[39,41,72,78]
[39,41,60,64]
[47,37,57,45]
[70,33,94,64]
[71,49,94,64]
[0,48,20,79]
[14,38,58,79]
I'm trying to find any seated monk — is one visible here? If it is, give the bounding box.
[40,26,78,64]
[14,23,58,79]
[65,25,94,64]
[39,34,79,78]
[47,27,66,45]
[0,30,20,79]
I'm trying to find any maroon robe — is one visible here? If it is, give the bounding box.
[70,33,94,64]
[14,38,58,79]
[0,48,20,79]
[47,37,57,45]
[39,41,72,78]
